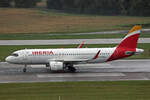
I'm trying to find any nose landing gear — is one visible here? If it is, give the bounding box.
[23,65,27,72]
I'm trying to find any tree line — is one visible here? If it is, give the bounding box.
[0,0,41,8]
[0,0,150,16]
[46,0,150,16]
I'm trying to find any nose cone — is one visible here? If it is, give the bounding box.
[5,56,12,63]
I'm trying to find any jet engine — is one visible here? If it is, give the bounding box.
[49,61,64,71]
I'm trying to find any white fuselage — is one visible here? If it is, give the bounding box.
[6,48,116,64]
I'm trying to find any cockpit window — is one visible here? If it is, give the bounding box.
[11,53,19,57]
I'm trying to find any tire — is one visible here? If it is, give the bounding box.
[23,68,26,72]
[69,67,76,73]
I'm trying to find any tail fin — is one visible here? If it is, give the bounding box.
[117,25,141,49]
[107,25,142,61]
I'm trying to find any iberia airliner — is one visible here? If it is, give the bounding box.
[5,25,144,72]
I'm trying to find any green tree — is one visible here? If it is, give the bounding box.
[46,0,150,16]
[0,0,10,7]
[128,0,150,16]
[14,0,37,8]
[47,0,63,10]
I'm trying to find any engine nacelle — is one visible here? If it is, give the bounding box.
[49,61,64,71]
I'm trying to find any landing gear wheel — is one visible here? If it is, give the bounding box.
[23,65,27,72]
[69,67,76,73]
[23,68,27,72]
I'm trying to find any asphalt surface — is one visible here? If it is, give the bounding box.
[0,59,150,83]
[48,28,150,35]
[0,38,149,45]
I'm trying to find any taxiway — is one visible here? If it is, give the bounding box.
[0,59,150,83]
[0,38,149,45]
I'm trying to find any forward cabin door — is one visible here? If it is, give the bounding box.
[22,50,30,64]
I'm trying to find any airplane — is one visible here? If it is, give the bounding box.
[5,25,144,72]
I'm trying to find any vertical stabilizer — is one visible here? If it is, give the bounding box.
[117,25,141,49]
[107,25,142,61]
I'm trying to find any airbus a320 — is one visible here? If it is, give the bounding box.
[5,25,144,72]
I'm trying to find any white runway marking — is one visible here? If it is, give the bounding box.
[118,78,150,81]
[37,73,125,78]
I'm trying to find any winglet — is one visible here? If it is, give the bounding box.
[78,41,85,48]
[93,50,100,59]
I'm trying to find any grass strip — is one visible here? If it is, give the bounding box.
[0,33,149,40]
[0,81,150,100]
[1,8,150,34]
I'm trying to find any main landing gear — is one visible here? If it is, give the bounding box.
[65,63,76,73]
[23,65,27,72]
[68,66,76,73]
[22,63,76,73]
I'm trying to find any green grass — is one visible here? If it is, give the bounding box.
[0,33,150,40]
[0,81,150,100]
[118,22,150,28]
[0,43,150,61]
